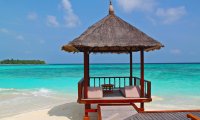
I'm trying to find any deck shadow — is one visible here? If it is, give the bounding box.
[48,102,97,120]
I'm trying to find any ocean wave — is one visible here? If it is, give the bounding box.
[0,88,54,97]
[31,88,53,97]
[0,88,15,92]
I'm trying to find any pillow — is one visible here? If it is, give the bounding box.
[124,86,141,98]
[87,87,103,99]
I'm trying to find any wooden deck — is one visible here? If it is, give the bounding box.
[98,105,138,120]
[125,112,200,120]
[98,105,200,120]
[79,90,151,104]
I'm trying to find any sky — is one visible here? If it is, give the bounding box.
[0,0,200,64]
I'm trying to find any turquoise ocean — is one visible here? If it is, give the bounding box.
[0,64,200,117]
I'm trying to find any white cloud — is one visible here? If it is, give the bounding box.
[117,0,156,12]
[64,13,80,27]
[170,49,181,55]
[117,0,186,24]
[0,28,9,33]
[16,35,24,40]
[27,12,38,21]
[156,6,186,24]
[61,0,80,27]
[47,15,59,27]
[61,0,72,12]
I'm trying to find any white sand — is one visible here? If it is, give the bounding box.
[1,109,69,120]
[1,102,97,120]
[1,95,199,120]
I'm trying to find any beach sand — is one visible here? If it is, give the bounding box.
[1,102,97,120]
[1,96,199,120]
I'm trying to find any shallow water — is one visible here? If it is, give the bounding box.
[0,64,200,117]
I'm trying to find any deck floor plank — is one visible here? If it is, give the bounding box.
[146,113,158,120]
[125,112,200,120]
[99,104,200,120]
[175,112,189,120]
[168,113,182,120]
[100,105,137,120]
[166,113,180,120]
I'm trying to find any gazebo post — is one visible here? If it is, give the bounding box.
[84,51,89,99]
[130,52,133,86]
[140,49,144,110]
[84,51,91,120]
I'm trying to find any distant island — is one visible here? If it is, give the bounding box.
[0,59,46,64]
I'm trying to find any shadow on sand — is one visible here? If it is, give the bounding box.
[48,102,97,120]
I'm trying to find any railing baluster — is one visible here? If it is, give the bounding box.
[147,81,151,98]
[119,78,121,88]
[94,78,95,87]
[124,77,125,87]
[104,78,105,84]
[99,77,100,87]
[145,82,147,97]
[134,77,136,86]
[114,78,116,88]
[109,77,110,85]
[145,82,146,94]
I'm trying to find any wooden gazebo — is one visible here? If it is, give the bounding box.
[62,2,163,120]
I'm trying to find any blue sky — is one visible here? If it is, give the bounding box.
[0,0,200,63]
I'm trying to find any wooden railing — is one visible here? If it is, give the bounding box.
[89,77,151,98]
[78,78,84,102]
[78,77,151,101]
[90,77,130,89]
[146,80,151,98]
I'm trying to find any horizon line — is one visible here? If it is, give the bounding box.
[48,62,200,65]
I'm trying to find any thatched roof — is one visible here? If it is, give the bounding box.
[62,3,164,53]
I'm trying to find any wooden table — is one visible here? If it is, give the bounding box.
[101,84,114,93]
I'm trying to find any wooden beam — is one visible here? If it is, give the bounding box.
[79,98,152,104]
[140,50,144,109]
[130,52,133,86]
[97,105,102,120]
[187,113,200,120]
[84,104,90,120]
[84,51,89,99]
[131,103,144,113]
[85,109,97,113]
[88,53,90,86]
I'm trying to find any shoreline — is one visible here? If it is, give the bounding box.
[0,88,199,119]
[0,88,200,118]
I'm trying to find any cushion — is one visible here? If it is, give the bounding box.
[87,87,103,99]
[123,86,141,98]
[120,88,125,97]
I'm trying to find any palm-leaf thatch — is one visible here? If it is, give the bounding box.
[62,4,164,53]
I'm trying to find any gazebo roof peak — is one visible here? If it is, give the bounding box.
[109,0,114,15]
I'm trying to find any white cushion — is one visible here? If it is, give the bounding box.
[120,88,125,97]
[123,86,141,98]
[87,87,103,99]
